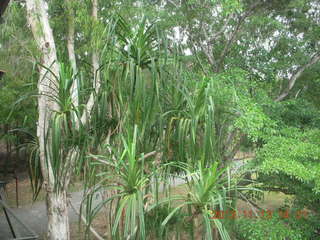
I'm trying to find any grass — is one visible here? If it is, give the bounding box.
[258,192,292,210]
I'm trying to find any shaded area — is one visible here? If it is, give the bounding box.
[0,0,10,21]
[0,181,37,240]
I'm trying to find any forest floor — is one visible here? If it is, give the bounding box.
[0,149,290,239]
[0,174,290,240]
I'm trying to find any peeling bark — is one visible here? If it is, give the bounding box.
[25,0,58,185]
[66,0,79,108]
[81,0,101,123]
[47,190,70,240]
[25,0,70,239]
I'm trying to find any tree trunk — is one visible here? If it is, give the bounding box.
[47,190,69,239]
[81,0,100,123]
[26,0,105,238]
[92,0,100,89]
[66,0,79,108]
[25,0,70,239]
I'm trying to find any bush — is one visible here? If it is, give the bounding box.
[235,214,305,240]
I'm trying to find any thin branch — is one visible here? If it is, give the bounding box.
[139,151,157,161]
[225,134,245,161]
[276,53,320,101]
[200,27,217,70]
[295,85,308,99]
[260,187,293,195]
[232,156,254,161]
[208,13,235,44]
[238,193,262,212]
[217,2,263,72]
[224,129,237,151]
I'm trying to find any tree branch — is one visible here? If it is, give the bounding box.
[81,0,101,124]
[216,2,262,72]
[66,0,79,109]
[275,53,320,101]
[208,13,235,44]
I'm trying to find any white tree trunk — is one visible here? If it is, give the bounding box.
[26,0,105,238]
[81,0,101,123]
[92,0,100,89]
[25,0,70,239]
[47,190,70,240]
[66,0,79,108]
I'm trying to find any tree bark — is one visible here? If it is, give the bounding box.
[92,0,100,89]
[81,0,100,123]
[66,0,79,108]
[47,190,70,239]
[0,0,10,18]
[25,0,70,239]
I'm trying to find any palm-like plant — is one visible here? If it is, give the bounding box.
[159,162,234,240]
[82,15,260,240]
[115,15,161,104]
[46,64,90,188]
[116,15,159,70]
[86,126,154,240]
[28,63,89,194]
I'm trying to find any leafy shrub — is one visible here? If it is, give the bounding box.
[284,210,320,240]
[235,214,305,240]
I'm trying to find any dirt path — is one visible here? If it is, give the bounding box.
[0,177,186,240]
[0,191,96,240]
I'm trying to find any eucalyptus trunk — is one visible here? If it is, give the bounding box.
[66,0,79,108]
[81,0,100,123]
[92,0,100,89]
[25,0,70,239]
[47,190,70,239]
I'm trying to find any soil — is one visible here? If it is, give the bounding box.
[0,145,104,240]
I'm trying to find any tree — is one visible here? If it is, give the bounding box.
[24,0,115,238]
[25,0,68,239]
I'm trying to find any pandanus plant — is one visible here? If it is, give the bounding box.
[29,63,88,196]
[86,126,156,240]
[157,162,233,240]
[82,15,260,240]
[82,16,169,240]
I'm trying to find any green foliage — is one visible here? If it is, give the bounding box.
[0,2,37,143]
[145,203,186,239]
[284,211,320,240]
[87,126,150,239]
[3,0,320,239]
[157,161,255,240]
[235,214,305,240]
[256,128,320,212]
[276,99,320,128]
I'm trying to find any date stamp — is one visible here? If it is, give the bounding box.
[208,209,309,220]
